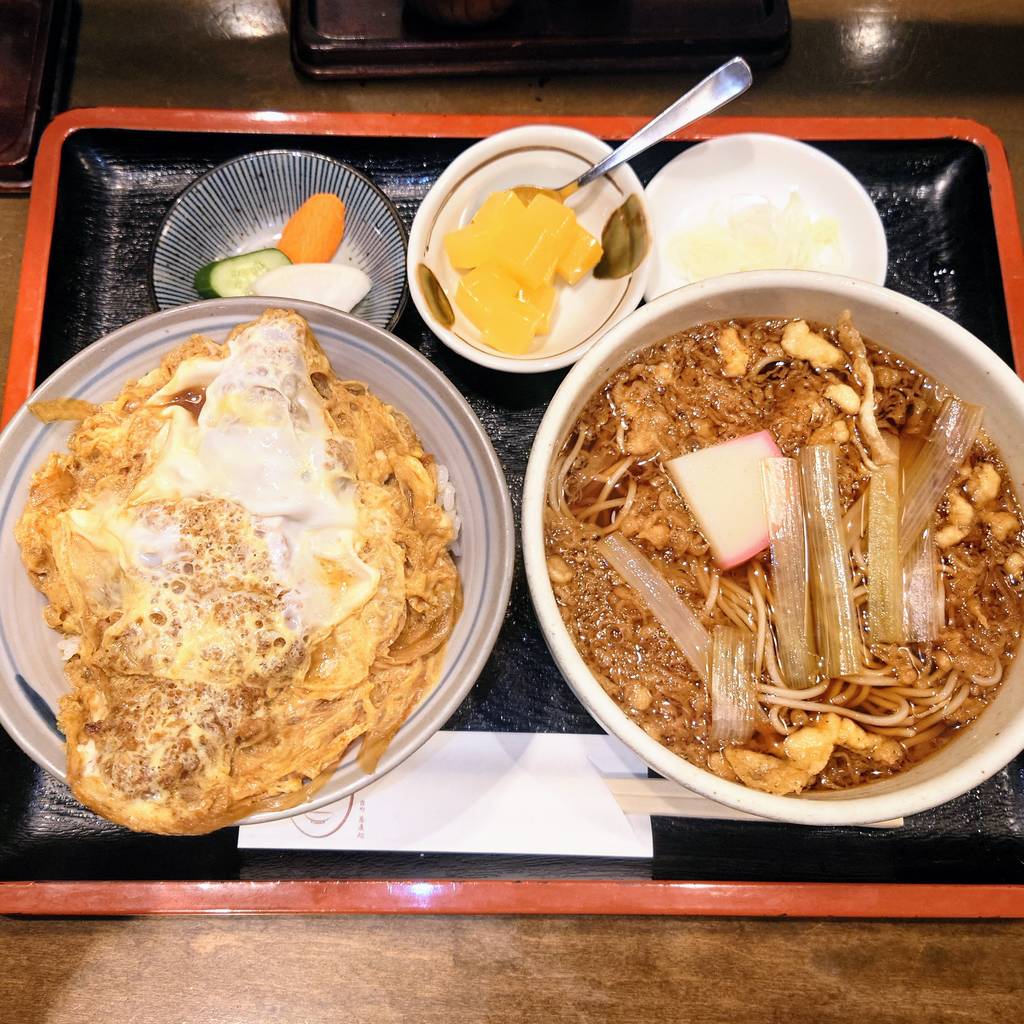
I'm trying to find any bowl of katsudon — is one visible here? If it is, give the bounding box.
[0,302,514,834]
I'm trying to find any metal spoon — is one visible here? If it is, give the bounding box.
[513,56,753,206]
[418,58,755,321]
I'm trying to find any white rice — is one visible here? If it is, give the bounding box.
[435,463,462,557]
[58,635,81,661]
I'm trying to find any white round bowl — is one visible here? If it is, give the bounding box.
[523,270,1024,826]
[643,134,888,300]
[407,125,650,374]
[0,297,515,827]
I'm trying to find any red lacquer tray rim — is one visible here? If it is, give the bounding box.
[3,107,1024,918]
[6,108,1023,425]
[2,879,1024,917]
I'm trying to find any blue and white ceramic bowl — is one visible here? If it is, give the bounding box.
[151,150,409,330]
[0,298,513,826]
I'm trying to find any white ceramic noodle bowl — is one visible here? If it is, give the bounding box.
[523,270,1024,826]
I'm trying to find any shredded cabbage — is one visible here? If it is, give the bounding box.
[669,192,843,283]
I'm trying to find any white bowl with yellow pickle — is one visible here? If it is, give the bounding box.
[408,125,651,373]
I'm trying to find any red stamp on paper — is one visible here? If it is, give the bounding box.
[291,795,355,838]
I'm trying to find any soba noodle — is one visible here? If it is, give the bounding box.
[544,315,1024,793]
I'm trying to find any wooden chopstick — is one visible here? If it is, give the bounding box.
[605,778,904,829]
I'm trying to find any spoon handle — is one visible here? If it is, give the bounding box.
[573,57,753,192]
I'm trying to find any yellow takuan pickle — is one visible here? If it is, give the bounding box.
[455,265,545,355]
[444,190,525,270]
[443,188,603,354]
[520,282,556,333]
[498,193,576,289]
[556,224,604,284]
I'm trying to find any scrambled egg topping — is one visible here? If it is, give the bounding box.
[17,310,461,835]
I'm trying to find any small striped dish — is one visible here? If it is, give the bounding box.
[151,150,408,329]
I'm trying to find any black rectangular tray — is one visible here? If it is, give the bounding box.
[4,115,1023,891]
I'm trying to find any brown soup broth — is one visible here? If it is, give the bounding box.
[543,317,1024,792]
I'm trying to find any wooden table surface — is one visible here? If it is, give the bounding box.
[1,915,1021,1023]
[3,0,1024,1020]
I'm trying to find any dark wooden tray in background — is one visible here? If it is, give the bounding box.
[0,0,74,190]
[2,109,1024,916]
[291,0,790,78]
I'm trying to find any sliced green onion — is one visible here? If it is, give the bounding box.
[761,458,817,688]
[868,448,903,643]
[709,625,757,746]
[598,533,711,683]
[843,489,868,550]
[903,528,944,642]
[899,397,983,555]
[799,445,861,677]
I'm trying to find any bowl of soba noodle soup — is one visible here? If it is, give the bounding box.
[523,271,1024,825]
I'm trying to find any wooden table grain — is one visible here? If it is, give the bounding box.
[2,915,1023,1023]
[3,0,1024,1019]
